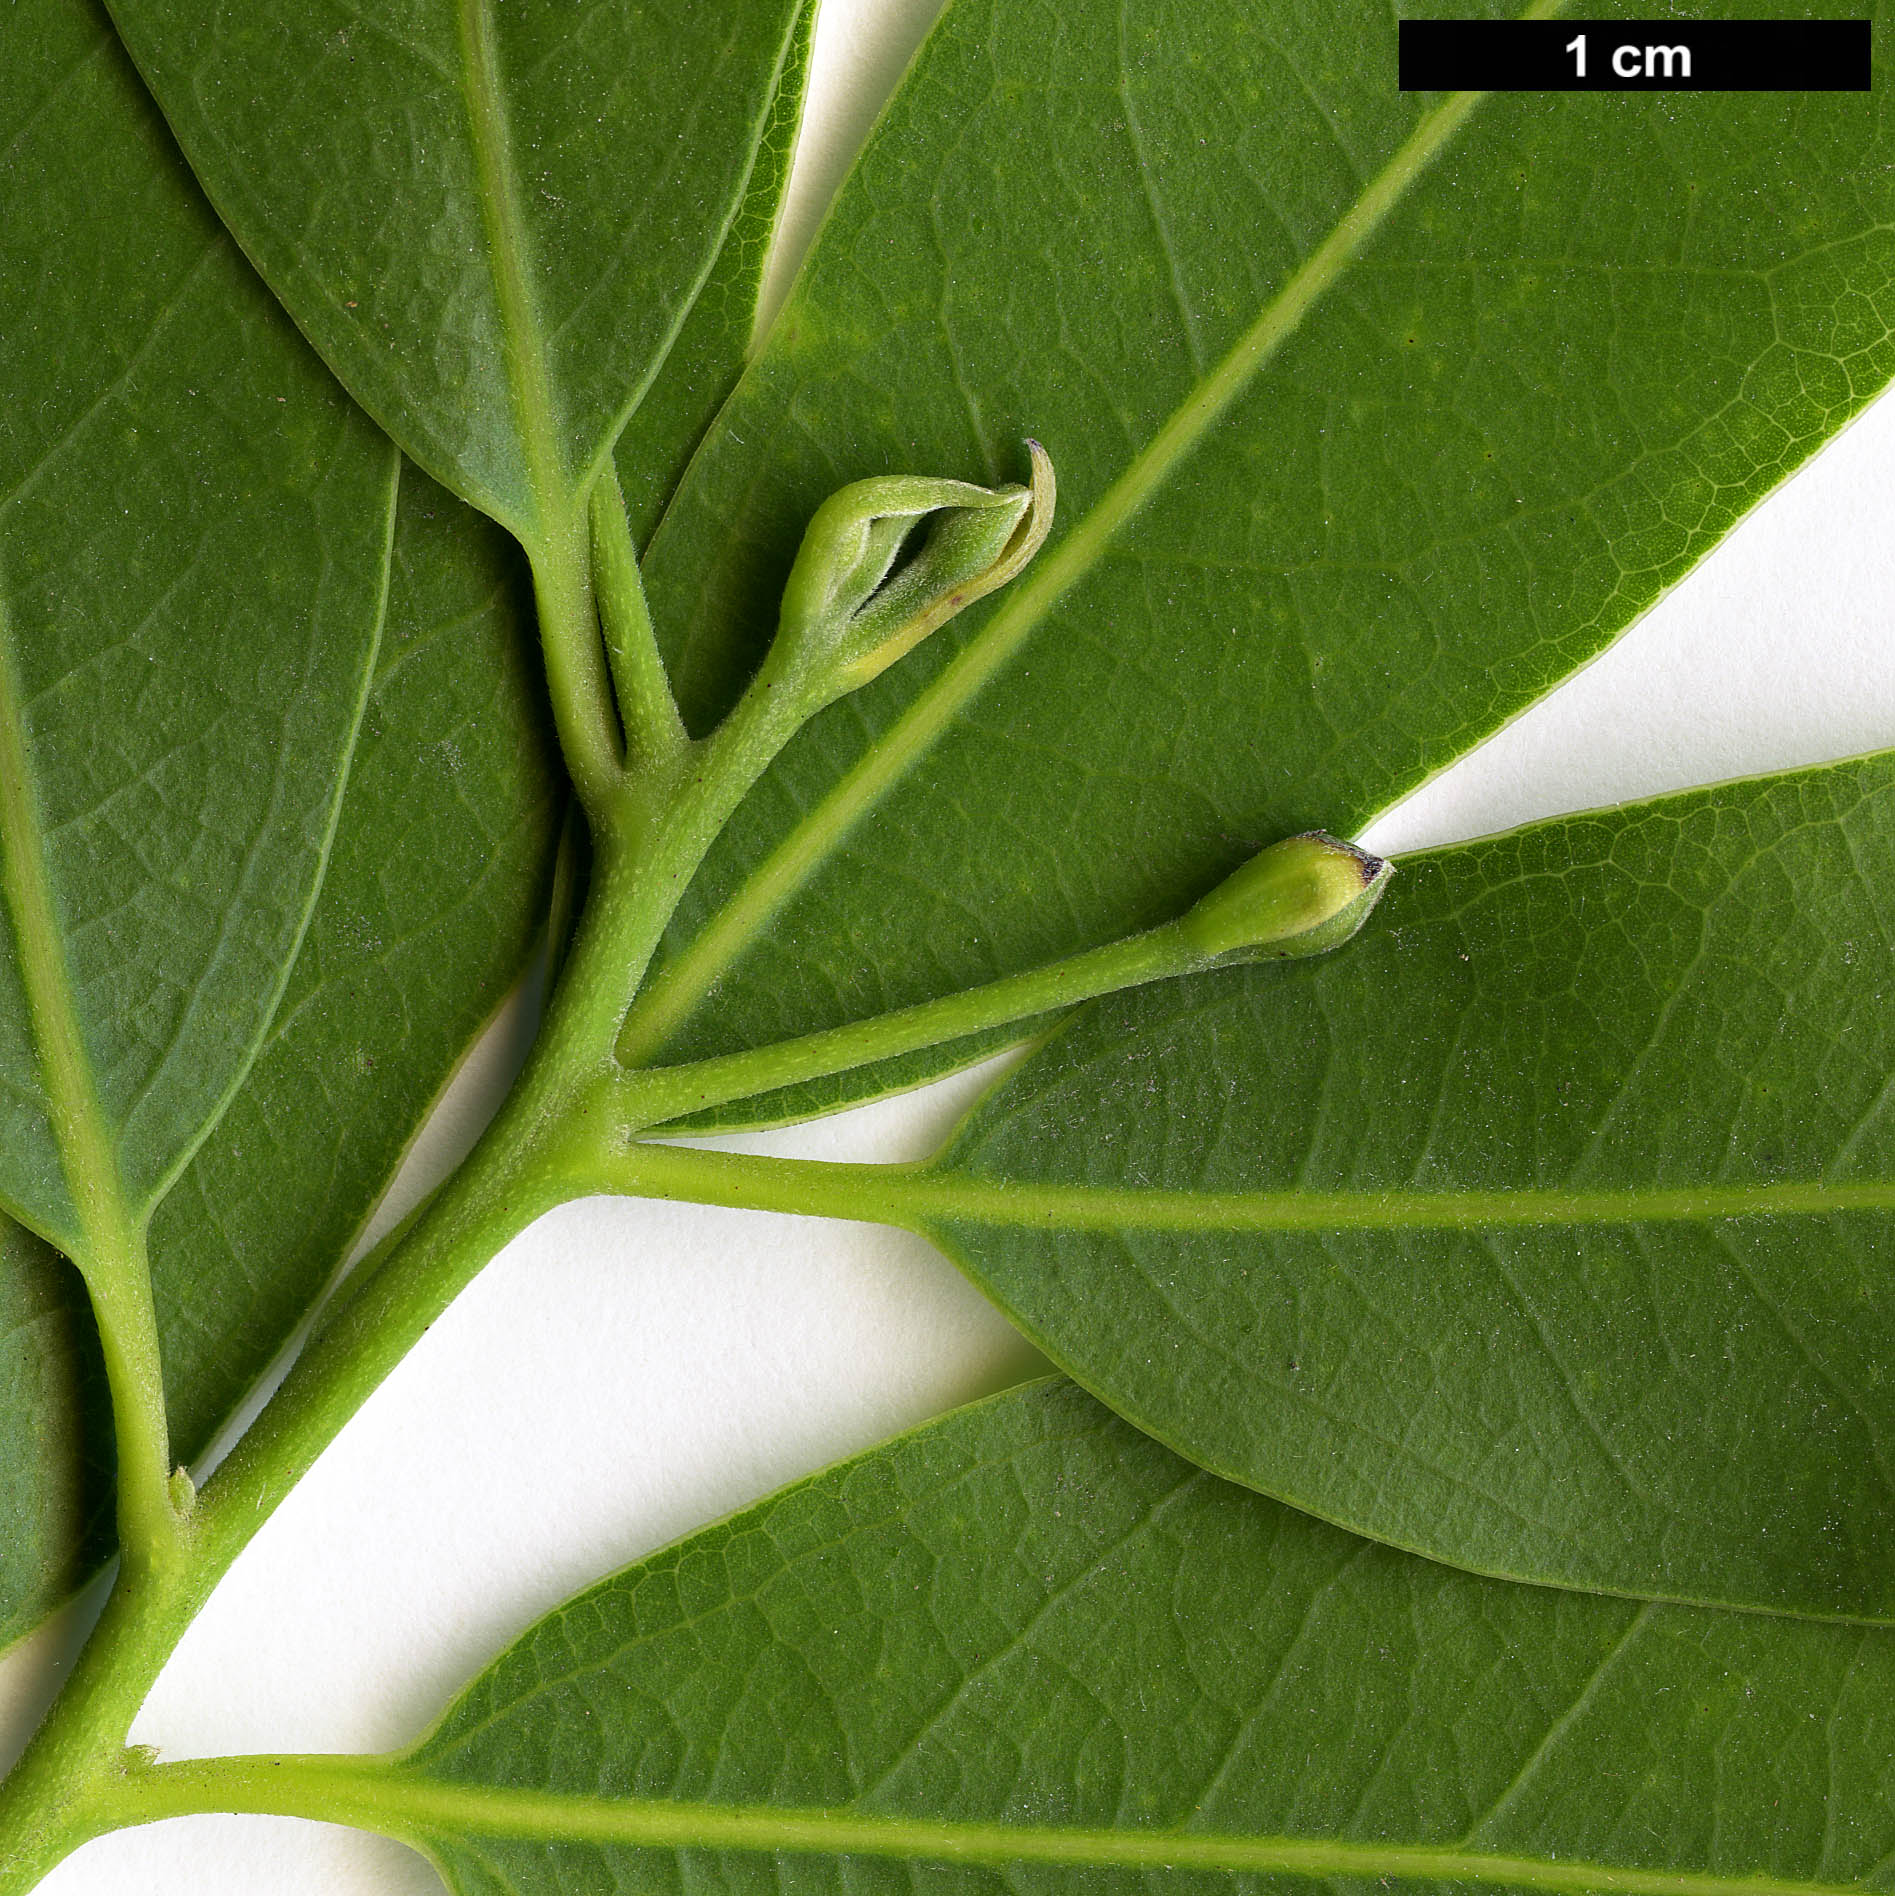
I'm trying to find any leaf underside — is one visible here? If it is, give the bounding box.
[5,0,1895,1884]
[146,462,563,1464]
[0,0,828,1658]
[612,0,820,554]
[0,0,396,1254]
[633,0,1895,1129]
[922,752,1895,1623]
[0,446,570,1658]
[0,454,567,1654]
[401,1380,1895,1896]
[105,0,811,537]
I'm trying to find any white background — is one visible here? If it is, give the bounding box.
[8,0,1895,1887]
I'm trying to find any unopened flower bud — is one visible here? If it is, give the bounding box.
[765,441,1055,712]
[1178,832,1391,965]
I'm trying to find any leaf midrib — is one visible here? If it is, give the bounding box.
[609,1141,1895,1236]
[453,0,810,540]
[624,2,1567,1060]
[456,0,566,543]
[0,596,132,1261]
[128,1757,1877,1896]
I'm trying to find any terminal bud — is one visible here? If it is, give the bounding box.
[766,441,1055,712]
[1178,832,1392,965]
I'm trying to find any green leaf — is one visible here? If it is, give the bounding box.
[103,0,812,546]
[0,1218,108,1651]
[918,752,1895,1623]
[0,0,395,1258]
[230,1380,1895,1894]
[0,460,562,1657]
[147,461,563,1464]
[612,0,818,552]
[624,0,1895,1123]
[0,461,561,1656]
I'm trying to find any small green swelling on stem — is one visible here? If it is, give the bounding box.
[0,440,1394,1891]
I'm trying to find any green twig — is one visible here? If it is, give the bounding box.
[0,838,664,1889]
[610,829,1390,1123]
[577,1142,1895,1239]
[610,922,1193,1130]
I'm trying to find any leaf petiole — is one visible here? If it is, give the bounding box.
[590,466,690,777]
[580,1142,1895,1237]
[528,521,625,819]
[0,613,182,1576]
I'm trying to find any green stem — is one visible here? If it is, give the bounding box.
[0,842,660,1889]
[190,839,651,1569]
[0,613,180,1576]
[588,1143,931,1226]
[0,483,1054,1884]
[0,1135,570,1893]
[454,0,624,814]
[604,680,821,1066]
[612,922,1196,1128]
[182,659,913,1565]
[590,466,688,775]
[611,824,1392,1127]
[0,1564,196,1892]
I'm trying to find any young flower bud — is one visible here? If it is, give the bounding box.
[1177,832,1392,966]
[765,441,1055,713]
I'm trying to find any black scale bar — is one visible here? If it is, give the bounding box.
[1398,18,1871,90]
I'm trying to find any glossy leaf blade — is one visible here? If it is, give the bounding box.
[917,753,1895,1621]
[368,1381,1895,1895]
[630,0,1895,1116]
[105,0,809,540]
[0,0,395,1254]
[147,463,563,1462]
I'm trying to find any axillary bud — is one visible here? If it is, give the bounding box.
[766,442,1055,712]
[1177,831,1392,965]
